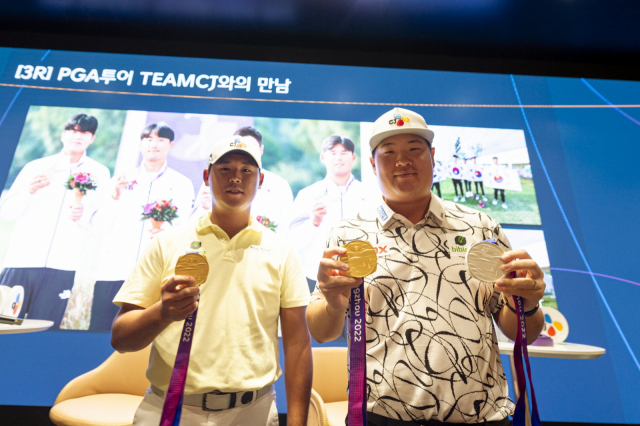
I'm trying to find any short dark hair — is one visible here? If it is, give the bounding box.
[321,135,355,153]
[64,114,98,135]
[141,123,175,141]
[493,156,498,160]
[234,126,262,145]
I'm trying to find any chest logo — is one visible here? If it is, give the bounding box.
[190,241,202,249]
[374,245,390,256]
[448,234,472,254]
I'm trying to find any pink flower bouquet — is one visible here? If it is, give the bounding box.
[141,199,179,228]
[65,172,97,196]
[256,215,277,231]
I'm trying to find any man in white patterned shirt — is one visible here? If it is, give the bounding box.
[306,108,545,425]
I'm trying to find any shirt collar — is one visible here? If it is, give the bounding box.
[136,162,168,183]
[427,192,446,223]
[195,213,263,238]
[54,150,88,170]
[324,174,355,192]
[375,191,445,227]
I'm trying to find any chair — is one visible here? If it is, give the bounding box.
[308,346,349,426]
[49,346,151,426]
[50,344,348,426]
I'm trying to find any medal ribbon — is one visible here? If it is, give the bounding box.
[348,283,367,426]
[159,308,199,426]
[483,238,541,426]
[511,289,542,426]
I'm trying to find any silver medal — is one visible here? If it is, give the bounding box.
[465,241,506,282]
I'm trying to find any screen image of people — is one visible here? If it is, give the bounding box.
[0,106,549,340]
[0,103,559,426]
[0,112,111,328]
[289,135,367,292]
[88,123,195,331]
[412,125,541,225]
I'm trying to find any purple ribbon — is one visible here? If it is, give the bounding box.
[160,308,199,426]
[482,238,540,425]
[511,289,542,426]
[348,283,367,426]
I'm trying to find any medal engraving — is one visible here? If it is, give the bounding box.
[175,252,209,286]
[465,241,506,282]
[340,241,378,278]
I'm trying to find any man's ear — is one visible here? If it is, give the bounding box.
[259,172,265,189]
[430,147,436,168]
[203,168,210,187]
[369,156,377,176]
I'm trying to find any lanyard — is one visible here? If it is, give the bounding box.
[511,289,542,426]
[482,238,541,426]
[348,283,367,426]
[159,309,199,426]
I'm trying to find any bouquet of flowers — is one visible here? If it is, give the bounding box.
[141,199,179,229]
[65,172,97,205]
[256,215,277,232]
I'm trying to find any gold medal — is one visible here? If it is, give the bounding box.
[175,253,209,286]
[340,241,377,278]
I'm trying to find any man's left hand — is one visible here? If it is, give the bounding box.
[69,204,84,221]
[495,249,545,311]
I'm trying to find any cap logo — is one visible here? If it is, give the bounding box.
[229,141,247,149]
[388,112,410,127]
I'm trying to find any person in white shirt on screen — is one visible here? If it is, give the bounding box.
[470,156,488,202]
[491,156,508,209]
[88,123,194,331]
[191,126,294,234]
[0,113,110,328]
[288,135,366,291]
[462,157,475,199]
[431,160,444,198]
[448,154,465,202]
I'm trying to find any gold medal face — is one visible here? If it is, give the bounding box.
[175,253,209,286]
[340,241,377,278]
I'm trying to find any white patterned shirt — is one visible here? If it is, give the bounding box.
[321,193,515,423]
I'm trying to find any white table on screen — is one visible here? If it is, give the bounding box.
[499,341,605,426]
[499,341,606,359]
[0,319,54,335]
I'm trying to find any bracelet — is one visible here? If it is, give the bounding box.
[504,298,539,317]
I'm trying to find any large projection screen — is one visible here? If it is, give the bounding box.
[0,47,638,424]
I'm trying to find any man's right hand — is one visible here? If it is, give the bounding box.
[311,202,327,227]
[317,247,362,315]
[112,173,130,200]
[29,174,50,194]
[160,275,200,322]
[199,186,212,210]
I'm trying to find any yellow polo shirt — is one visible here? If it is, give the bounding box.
[113,214,310,394]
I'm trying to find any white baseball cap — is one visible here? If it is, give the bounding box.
[208,136,262,168]
[369,107,435,152]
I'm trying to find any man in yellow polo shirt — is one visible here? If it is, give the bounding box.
[111,136,312,426]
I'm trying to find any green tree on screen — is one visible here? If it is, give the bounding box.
[255,117,361,197]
